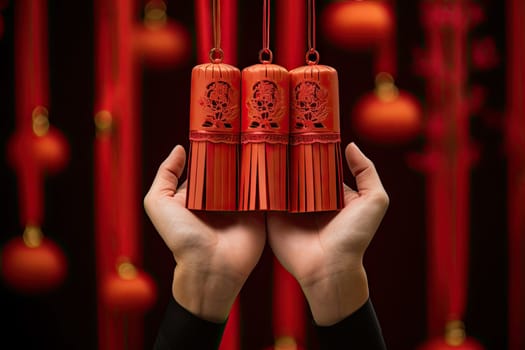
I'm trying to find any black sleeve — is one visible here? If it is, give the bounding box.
[154,297,226,350]
[315,299,387,350]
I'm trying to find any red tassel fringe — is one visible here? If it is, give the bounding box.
[187,139,239,210]
[239,142,287,210]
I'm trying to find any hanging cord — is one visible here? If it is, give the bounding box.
[306,0,319,64]
[258,0,273,63]
[210,0,224,62]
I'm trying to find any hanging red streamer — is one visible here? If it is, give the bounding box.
[94,0,118,348]
[506,0,525,348]
[417,2,478,343]
[270,0,307,347]
[13,0,48,225]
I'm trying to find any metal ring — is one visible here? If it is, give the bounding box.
[209,48,224,63]
[258,48,273,64]
[305,48,320,65]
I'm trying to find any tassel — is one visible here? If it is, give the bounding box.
[289,64,344,212]
[186,62,241,211]
[239,63,289,210]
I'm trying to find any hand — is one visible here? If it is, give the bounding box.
[144,145,266,322]
[267,143,389,326]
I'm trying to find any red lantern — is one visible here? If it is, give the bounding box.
[7,128,70,175]
[1,227,67,293]
[7,107,70,174]
[418,338,484,350]
[133,1,190,68]
[418,321,485,350]
[32,127,70,174]
[101,262,157,312]
[262,336,306,350]
[321,1,393,49]
[352,74,422,144]
[134,21,190,68]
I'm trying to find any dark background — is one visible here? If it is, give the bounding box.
[0,0,508,349]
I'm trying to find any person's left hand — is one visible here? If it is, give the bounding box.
[267,143,389,325]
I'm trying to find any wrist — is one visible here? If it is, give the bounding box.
[171,265,243,323]
[301,264,369,326]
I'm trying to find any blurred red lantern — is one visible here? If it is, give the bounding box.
[32,127,70,173]
[1,227,67,293]
[352,74,422,144]
[418,321,485,350]
[418,337,484,350]
[7,107,70,174]
[134,1,190,68]
[7,128,70,175]
[101,262,157,312]
[321,1,393,49]
[263,336,305,350]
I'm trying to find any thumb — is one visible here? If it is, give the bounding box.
[345,143,386,196]
[147,145,186,198]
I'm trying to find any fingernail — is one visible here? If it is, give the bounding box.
[350,142,361,152]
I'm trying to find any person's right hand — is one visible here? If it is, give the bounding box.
[144,145,266,322]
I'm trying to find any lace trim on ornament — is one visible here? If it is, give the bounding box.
[289,133,341,145]
[241,133,289,144]
[189,131,240,144]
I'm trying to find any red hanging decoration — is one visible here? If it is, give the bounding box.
[195,0,212,64]
[101,261,157,313]
[413,1,482,347]
[239,0,289,211]
[264,0,321,341]
[289,0,343,212]
[133,0,191,69]
[272,257,306,349]
[352,73,422,144]
[93,0,156,348]
[93,0,118,348]
[506,0,525,348]
[2,0,68,293]
[1,227,67,293]
[187,0,241,211]
[270,0,308,347]
[320,0,393,50]
[8,108,70,175]
[219,298,241,350]
[350,0,422,145]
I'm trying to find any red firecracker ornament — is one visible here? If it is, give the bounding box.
[186,61,240,210]
[1,226,67,293]
[101,261,157,312]
[289,61,344,212]
[134,1,190,68]
[240,62,289,211]
[239,0,289,211]
[186,0,240,211]
[352,73,422,144]
[321,0,393,49]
